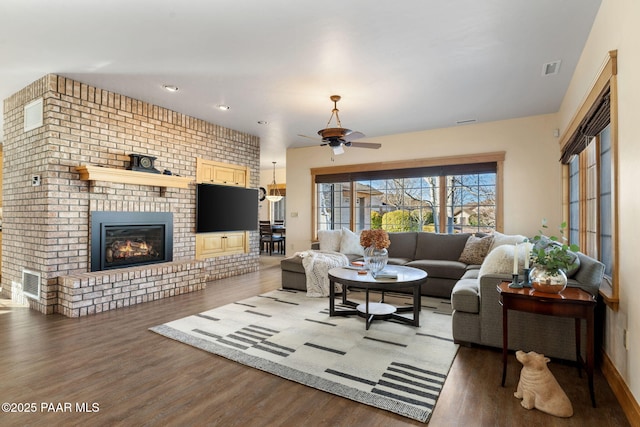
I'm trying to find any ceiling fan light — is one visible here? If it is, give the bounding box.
[331,145,344,155]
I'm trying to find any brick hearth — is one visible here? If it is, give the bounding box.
[2,74,260,316]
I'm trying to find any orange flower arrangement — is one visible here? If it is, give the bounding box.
[360,229,390,250]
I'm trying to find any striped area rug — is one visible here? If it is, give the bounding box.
[150,289,458,423]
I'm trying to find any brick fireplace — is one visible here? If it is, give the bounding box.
[90,211,173,271]
[2,74,261,316]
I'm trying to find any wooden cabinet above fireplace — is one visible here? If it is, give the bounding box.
[196,158,249,187]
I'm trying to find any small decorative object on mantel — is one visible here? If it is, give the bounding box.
[514,350,573,418]
[529,220,580,294]
[128,154,161,174]
[360,229,390,276]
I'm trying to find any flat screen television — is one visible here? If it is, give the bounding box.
[196,183,259,233]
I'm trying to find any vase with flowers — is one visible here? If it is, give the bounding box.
[360,229,391,275]
[529,220,580,293]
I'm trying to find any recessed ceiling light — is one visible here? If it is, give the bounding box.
[257,120,268,125]
[217,104,230,111]
[163,85,179,92]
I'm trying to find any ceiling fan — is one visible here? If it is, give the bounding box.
[302,95,381,155]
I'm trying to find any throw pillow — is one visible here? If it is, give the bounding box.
[317,229,342,252]
[489,231,528,252]
[339,227,365,255]
[479,244,529,278]
[458,235,494,265]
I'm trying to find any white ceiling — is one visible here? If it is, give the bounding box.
[0,0,601,168]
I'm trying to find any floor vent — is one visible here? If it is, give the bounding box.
[22,270,41,300]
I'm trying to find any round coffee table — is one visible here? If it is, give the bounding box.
[328,266,427,329]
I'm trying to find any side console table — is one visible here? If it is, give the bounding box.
[497,281,597,407]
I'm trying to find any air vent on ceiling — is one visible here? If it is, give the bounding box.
[542,60,562,76]
[22,269,41,300]
[456,119,477,125]
[24,98,44,132]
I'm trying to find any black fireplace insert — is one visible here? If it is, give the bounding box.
[91,212,173,272]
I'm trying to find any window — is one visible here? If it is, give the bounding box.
[313,153,503,236]
[561,50,618,308]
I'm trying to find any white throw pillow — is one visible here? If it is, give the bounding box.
[479,244,531,278]
[339,227,365,255]
[317,229,342,252]
[488,231,528,252]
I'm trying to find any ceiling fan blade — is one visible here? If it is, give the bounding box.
[350,142,381,149]
[297,133,322,142]
[343,131,365,142]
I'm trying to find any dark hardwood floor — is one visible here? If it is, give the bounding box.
[0,256,630,426]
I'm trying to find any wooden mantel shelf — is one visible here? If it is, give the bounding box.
[75,165,193,189]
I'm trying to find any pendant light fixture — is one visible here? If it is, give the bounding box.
[266,161,283,202]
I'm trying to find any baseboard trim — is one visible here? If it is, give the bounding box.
[601,351,640,427]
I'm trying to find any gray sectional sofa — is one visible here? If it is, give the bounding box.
[280,229,606,361]
[281,231,483,298]
[452,250,605,361]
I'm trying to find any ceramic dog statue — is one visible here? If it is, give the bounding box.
[514,350,573,417]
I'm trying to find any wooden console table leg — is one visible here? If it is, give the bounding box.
[501,305,508,386]
[575,318,583,378]
[587,309,596,407]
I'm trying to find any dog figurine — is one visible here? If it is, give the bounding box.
[514,350,573,417]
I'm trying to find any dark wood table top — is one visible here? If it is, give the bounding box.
[497,281,596,305]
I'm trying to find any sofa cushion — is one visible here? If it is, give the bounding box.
[406,259,468,280]
[387,232,418,259]
[573,252,605,295]
[318,229,342,252]
[387,257,413,265]
[414,232,471,261]
[458,235,494,265]
[479,244,529,277]
[488,231,528,252]
[339,227,365,255]
[280,255,306,274]
[451,279,480,313]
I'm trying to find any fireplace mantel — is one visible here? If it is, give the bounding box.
[76,165,193,189]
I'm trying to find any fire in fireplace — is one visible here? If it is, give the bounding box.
[91,212,173,272]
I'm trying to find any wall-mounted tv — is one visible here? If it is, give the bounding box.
[196,183,259,233]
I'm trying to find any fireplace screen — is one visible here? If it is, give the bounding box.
[104,225,165,268]
[91,212,173,271]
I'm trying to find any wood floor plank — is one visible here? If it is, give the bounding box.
[0,256,630,426]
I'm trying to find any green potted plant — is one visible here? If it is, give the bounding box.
[529,220,580,293]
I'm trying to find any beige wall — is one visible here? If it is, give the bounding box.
[558,0,640,404]
[285,113,562,253]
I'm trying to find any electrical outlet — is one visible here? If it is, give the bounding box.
[31,175,41,186]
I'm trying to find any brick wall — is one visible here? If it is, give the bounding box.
[2,74,260,315]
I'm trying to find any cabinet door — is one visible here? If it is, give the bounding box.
[196,159,216,183]
[224,232,246,253]
[233,169,246,187]
[212,166,238,185]
[196,234,225,259]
